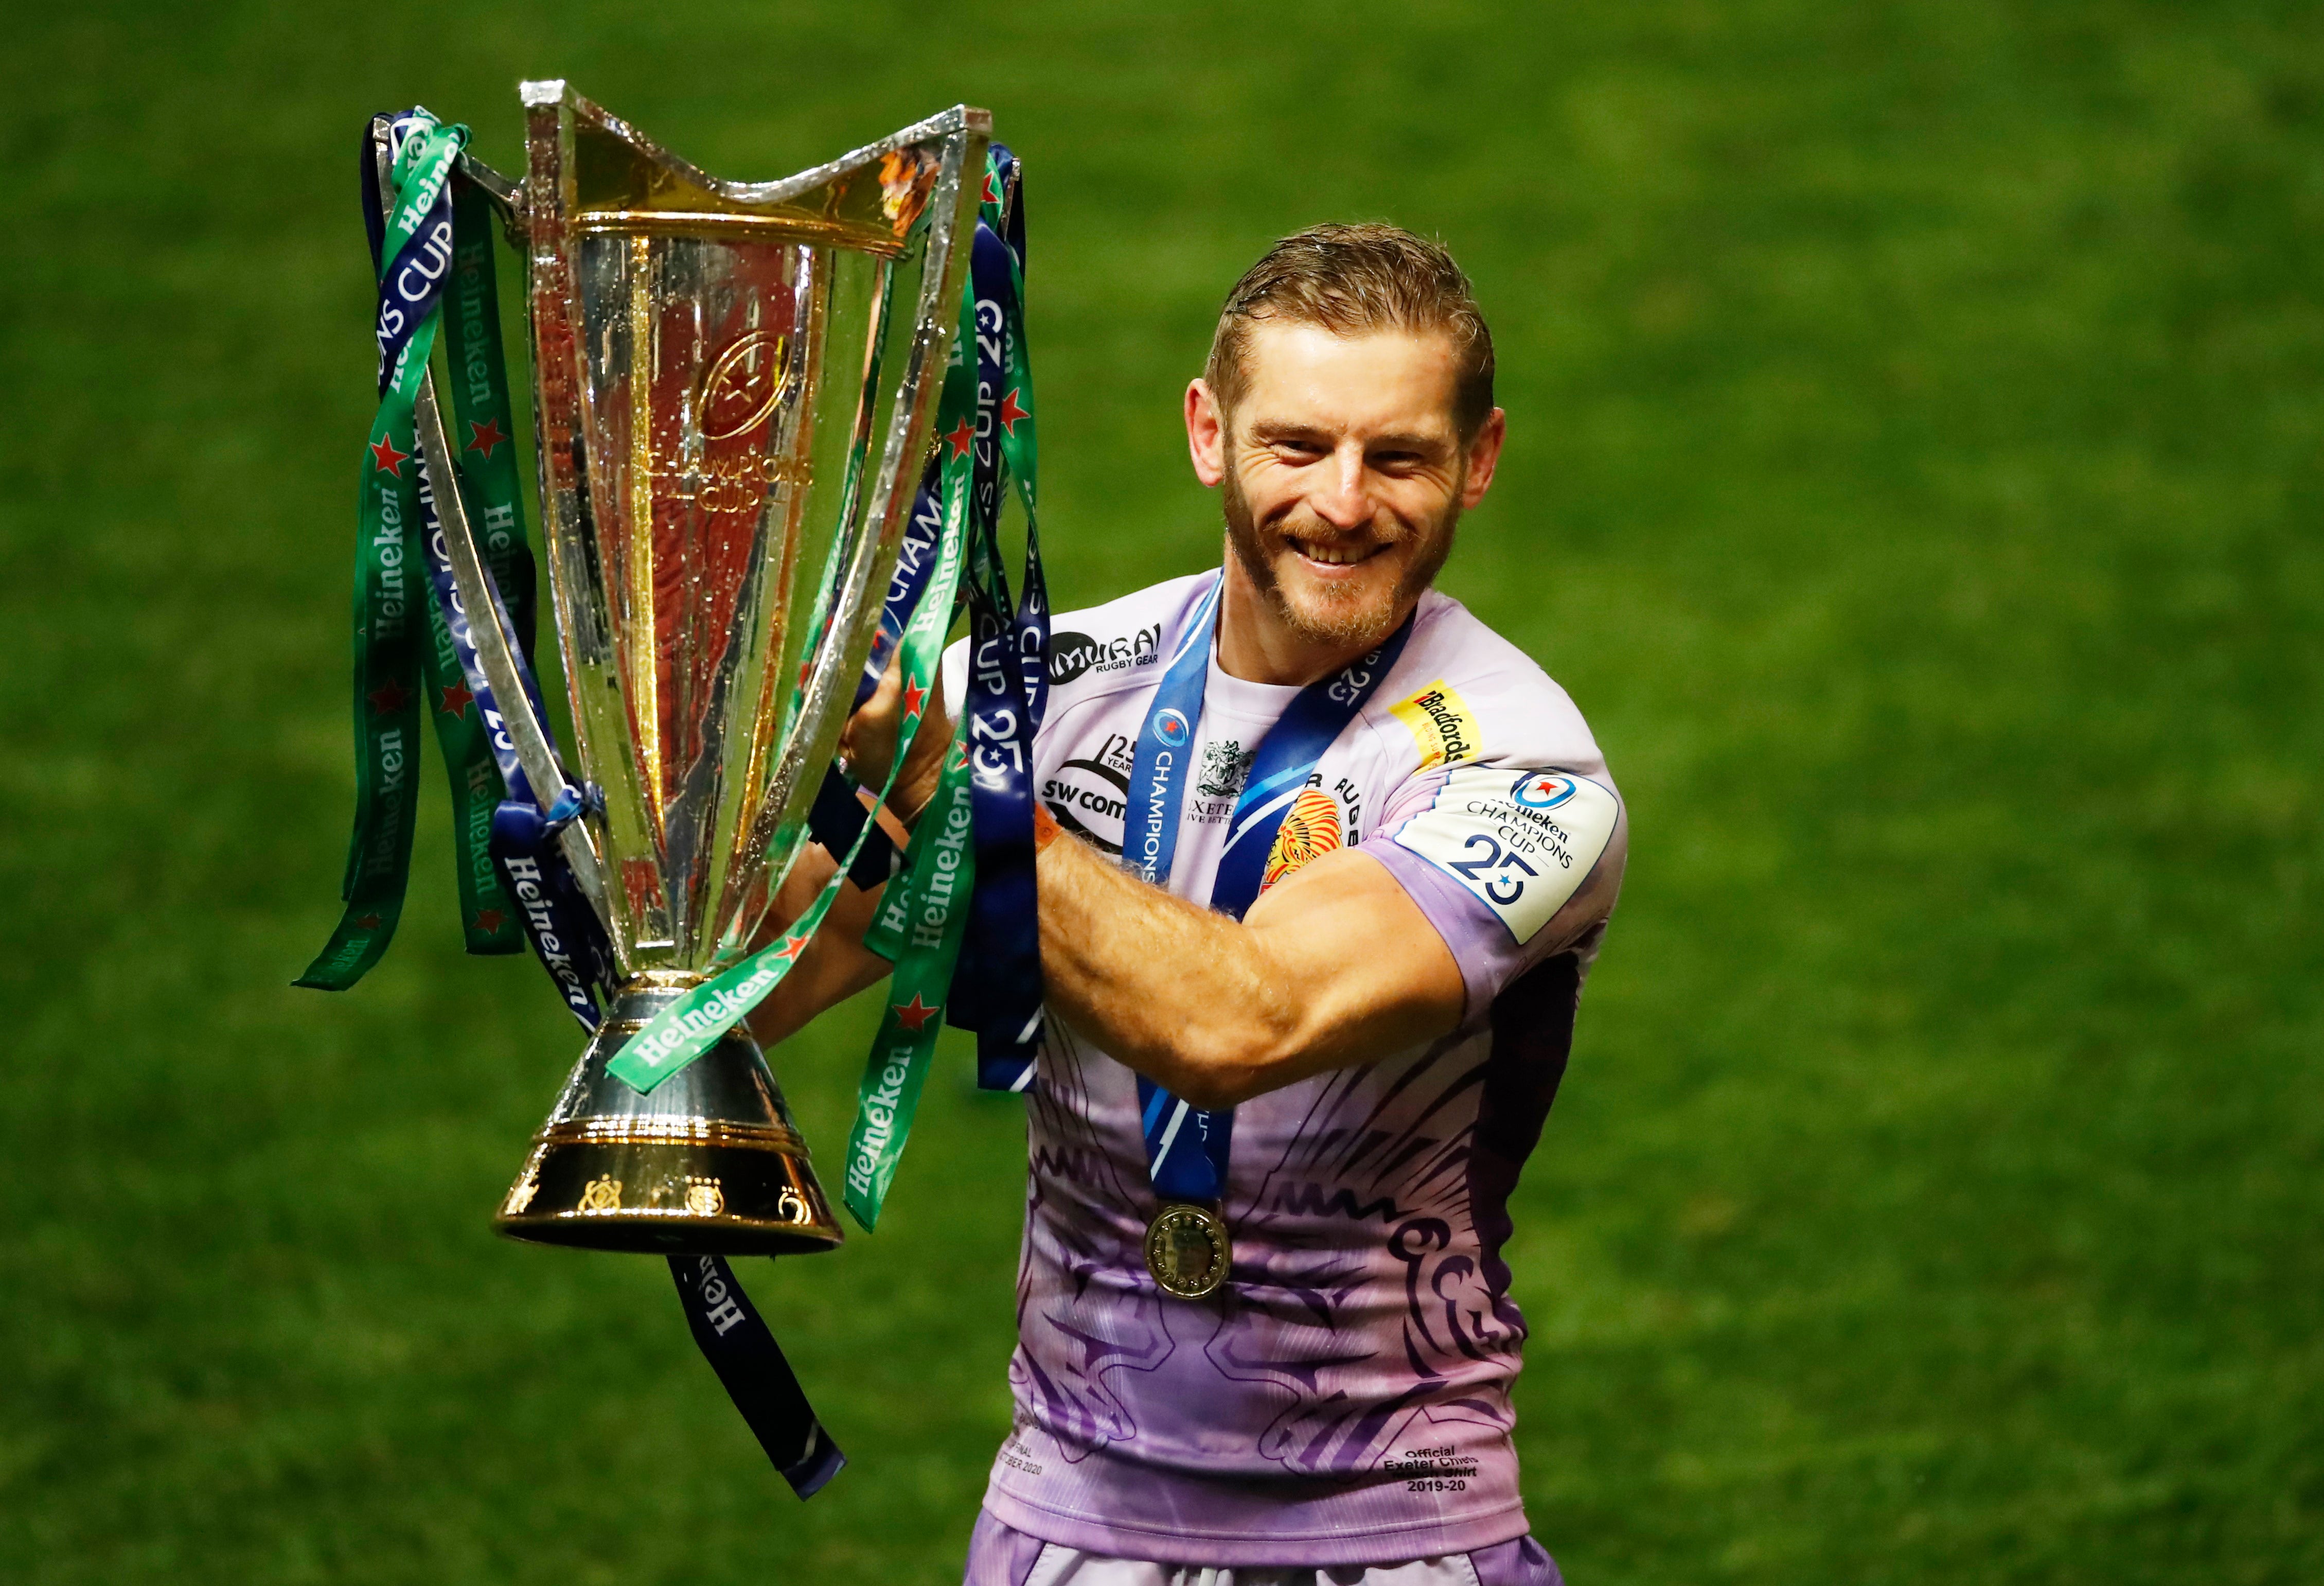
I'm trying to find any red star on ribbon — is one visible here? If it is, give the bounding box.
[353,913,383,930]
[465,417,510,460]
[366,677,411,715]
[901,675,928,721]
[997,387,1030,436]
[944,416,976,460]
[437,680,475,717]
[982,170,1001,205]
[368,434,412,477]
[473,908,507,933]
[891,994,941,1033]
[770,932,808,965]
[948,739,969,772]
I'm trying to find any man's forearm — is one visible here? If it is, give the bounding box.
[1033,825,1462,1108]
[1035,834,1299,1107]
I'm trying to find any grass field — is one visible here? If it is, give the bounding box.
[5,2,2322,1581]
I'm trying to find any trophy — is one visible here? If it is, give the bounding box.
[411,84,987,1256]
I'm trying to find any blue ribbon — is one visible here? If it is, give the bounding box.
[951,147,1053,1092]
[1125,576,1414,1205]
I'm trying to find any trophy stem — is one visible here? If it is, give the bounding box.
[494,975,844,1255]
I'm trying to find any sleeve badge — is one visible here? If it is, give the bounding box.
[1390,766,1620,943]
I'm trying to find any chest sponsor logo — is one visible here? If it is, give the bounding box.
[1391,764,1619,943]
[1389,680,1482,768]
[1041,735,1133,856]
[1048,623,1161,685]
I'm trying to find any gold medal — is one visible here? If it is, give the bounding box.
[1145,1202,1231,1299]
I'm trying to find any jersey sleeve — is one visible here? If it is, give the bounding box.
[1367,767,1624,1021]
[1356,619,1628,1021]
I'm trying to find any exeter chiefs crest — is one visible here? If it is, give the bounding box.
[1262,788,1343,892]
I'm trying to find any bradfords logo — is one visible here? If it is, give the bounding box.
[1389,680,1482,768]
[1512,771,1577,810]
[1049,623,1160,684]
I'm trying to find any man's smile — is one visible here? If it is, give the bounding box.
[1284,534,1391,570]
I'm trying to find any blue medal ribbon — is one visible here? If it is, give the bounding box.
[1126,576,1414,1207]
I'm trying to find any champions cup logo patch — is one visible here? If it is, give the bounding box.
[1262,789,1343,892]
[1391,764,1620,944]
[1389,681,1483,769]
[1512,770,1577,810]
[1155,708,1192,749]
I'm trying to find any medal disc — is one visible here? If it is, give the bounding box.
[1144,1202,1231,1299]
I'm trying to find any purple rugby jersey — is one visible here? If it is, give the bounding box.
[940,573,1626,1568]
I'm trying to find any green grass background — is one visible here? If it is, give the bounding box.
[4,1,2320,1580]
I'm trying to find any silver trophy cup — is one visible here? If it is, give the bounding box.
[414,83,986,1254]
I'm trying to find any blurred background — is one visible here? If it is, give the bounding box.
[4,2,2320,1580]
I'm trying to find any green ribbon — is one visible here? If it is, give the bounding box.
[842,738,974,1228]
[838,292,985,1225]
[299,119,469,990]
[430,177,536,954]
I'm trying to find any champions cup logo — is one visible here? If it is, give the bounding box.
[1155,708,1192,749]
[699,329,792,440]
[1512,771,1578,810]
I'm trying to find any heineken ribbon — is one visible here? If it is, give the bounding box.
[839,147,1041,1226]
[669,1254,848,1499]
[839,316,984,1226]
[1127,582,1414,1207]
[949,147,1053,1093]
[298,114,472,990]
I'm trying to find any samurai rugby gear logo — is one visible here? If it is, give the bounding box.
[1048,622,1161,684]
[1389,680,1482,768]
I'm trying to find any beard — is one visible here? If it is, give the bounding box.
[1221,451,1462,651]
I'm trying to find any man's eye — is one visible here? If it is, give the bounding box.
[1275,441,1327,461]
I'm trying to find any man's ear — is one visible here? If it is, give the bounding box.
[1459,407,1507,509]
[1185,379,1228,487]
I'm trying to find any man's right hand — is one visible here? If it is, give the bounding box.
[840,648,951,825]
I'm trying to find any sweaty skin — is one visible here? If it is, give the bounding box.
[749,324,1505,1106]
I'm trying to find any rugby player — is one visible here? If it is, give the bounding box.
[757,224,1626,1586]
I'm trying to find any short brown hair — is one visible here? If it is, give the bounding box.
[1205,223,1496,437]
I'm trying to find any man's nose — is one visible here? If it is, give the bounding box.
[1310,441,1373,531]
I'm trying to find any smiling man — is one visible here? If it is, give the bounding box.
[767,225,1626,1586]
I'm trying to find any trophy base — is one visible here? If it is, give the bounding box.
[494,978,845,1256]
[495,1117,844,1255]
